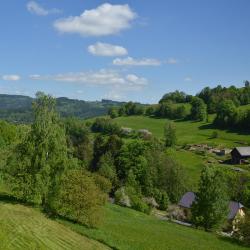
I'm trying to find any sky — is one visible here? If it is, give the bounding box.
[1,0,250,103]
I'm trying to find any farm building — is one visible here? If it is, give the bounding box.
[178,192,245,227]
[231,147,250,164]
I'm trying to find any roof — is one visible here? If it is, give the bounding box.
[228,201,244,220]
[233,147,250,157]
[179,192,244,220]
[178,192,196,208]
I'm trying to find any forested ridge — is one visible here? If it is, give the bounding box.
[0,94,124,123]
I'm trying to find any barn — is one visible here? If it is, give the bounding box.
[231,147,250,164]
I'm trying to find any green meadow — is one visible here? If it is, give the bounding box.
[59,203,248,250]
[114,115,250,147]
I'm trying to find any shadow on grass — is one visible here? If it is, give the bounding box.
[199,123,250,137]
[218,235,248,249]
[0,192,38,208]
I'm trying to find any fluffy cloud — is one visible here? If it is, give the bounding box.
[2,75,21,81]
[29,70,147,90]
[54,3,137,36]
[113,57,161,66]
[166,58,178,64]
[88,42,128,57]
[27,1,61,16]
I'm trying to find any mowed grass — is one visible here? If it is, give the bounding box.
[114,116,250,147]
[0,202,109,250]
[60,203,248,250]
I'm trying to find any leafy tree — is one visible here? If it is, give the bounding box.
[97,152,118,188]
[117,140,147,185]
[214,100,238,127]
[190,97,207,121]
[5,92,68,207]
[91,118,120,135]
[164,121,177,147]
[108,107,118,119]
[191,166,229,231]
[51,169,106,227]
[159,91,187,103]
[160,156,187,203]
[64,117,93,165]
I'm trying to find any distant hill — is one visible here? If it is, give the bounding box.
[0,94,124,123]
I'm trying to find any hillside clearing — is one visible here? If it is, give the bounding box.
[114,116,250,147]
[0,202,109,250]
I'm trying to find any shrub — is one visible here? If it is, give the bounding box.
[51,169,106,228]
[153,189,169,210]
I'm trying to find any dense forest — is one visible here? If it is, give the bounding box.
[0,94,125,123]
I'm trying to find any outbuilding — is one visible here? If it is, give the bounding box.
[231,147,250,164]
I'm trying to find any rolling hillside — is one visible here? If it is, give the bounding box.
[114,115,250,147]
[60,203,248,250]
[0,94,124,123]
[0,202,109,250]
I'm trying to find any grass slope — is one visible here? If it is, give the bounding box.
[0,202,109,250]
[60,204,247,250]
[114,115,250,147]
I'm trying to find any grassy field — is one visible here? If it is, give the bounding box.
[0,201,109,250]
[60,203,248,250]
[114,115,250,147]
[168,149,204,188]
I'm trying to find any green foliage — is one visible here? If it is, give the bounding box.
[97,152,118,188]
[0,94,122,123]
[115,186,151,214]
[159,90,188,103]
[117,102,145,116]
[160,155,187,203]
[190,97,207,121]
[117,140,147,184]
[154,102,189,119]
[64,117,93,165]
[51,169,107,228]
[164,121,177,147]
[108,107,119,118]
[153,189,169,210]
[91,118,120,135]
[214,100,238,127]
[0,120,17,148]
[237,212,250,246]
[191,166,229,231]
[5,92,68,206]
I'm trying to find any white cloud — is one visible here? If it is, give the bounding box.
[53,3,137,36]
[184,77,192,81]
[2,75,21,81]
[88,42,128,57]
[113,57,161,66]
[29,69,147,90]
[166,58,178,64]
[27,1,61,16]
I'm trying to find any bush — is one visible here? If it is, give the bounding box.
[153,189,169,210]
[115,187,131,207]
[91,118,120,135]
[115,186,151,214]
[51,169,106,228]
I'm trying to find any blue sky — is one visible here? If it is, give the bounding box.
[1,0,250,103]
